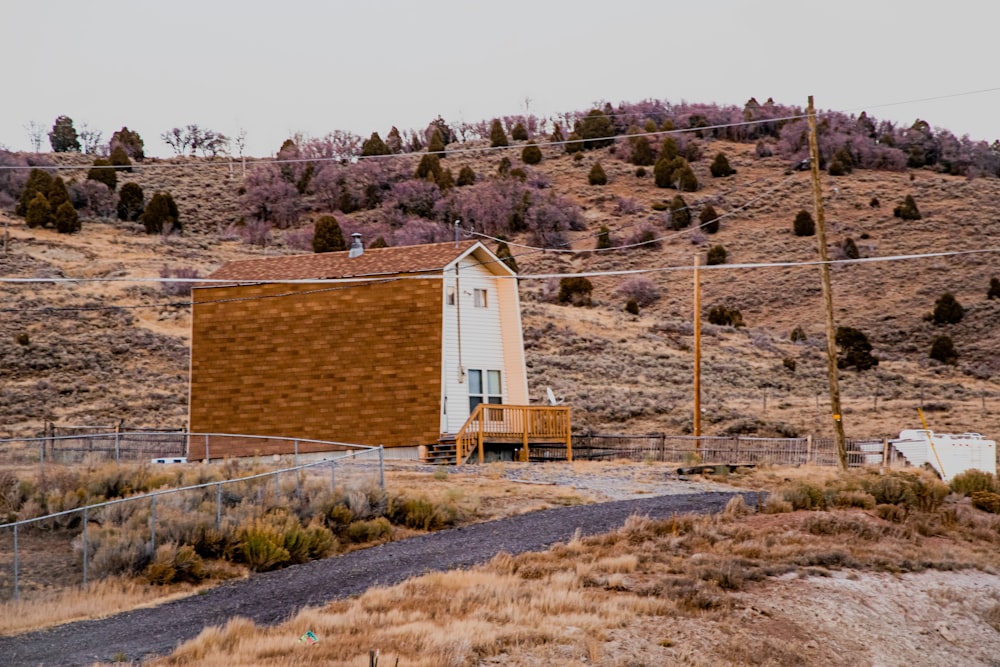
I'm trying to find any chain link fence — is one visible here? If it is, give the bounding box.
[0,435,383,602]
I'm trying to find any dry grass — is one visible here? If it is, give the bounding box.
[140,466,1000,666]
[0,575,229,636]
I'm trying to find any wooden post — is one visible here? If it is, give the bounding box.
[521,407,530,463]
[477,415,485,465]
[882,437,889,467]
[806,434,813,464]
[693,255,702,445]
[807,95,848,471]
[565,407,573,462]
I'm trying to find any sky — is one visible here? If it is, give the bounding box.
[5,1,1000,158]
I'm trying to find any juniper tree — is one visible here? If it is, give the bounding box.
[54,201,80,234]
[521,143,542,165]
[793,210,815,236]
[49,115,80,152]
[16,168,54,217]
[312,215,346,253]
[87,159,117,191]
[588,162,607,185]
[489,119,508,148]
[700,204,720,234]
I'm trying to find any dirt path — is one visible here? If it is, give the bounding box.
[0,491,753,666]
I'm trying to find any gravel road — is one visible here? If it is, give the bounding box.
[0,490,758,666]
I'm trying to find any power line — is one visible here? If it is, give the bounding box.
[2,247,997,316]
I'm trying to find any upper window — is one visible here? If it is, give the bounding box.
[473,288,488,308]
[446,286,456,306]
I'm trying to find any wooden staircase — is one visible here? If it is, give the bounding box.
[430,404,572,465]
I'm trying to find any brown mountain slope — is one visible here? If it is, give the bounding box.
[1,138,999,440]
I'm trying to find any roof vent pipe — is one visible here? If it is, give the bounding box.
[349,233,364,258]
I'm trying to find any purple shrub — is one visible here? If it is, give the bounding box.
[283,224,315,252]
[615,197,641,215]
[614,276,660,307]
[69,180,117,218]
[241,164,300,228]
[392,217,452,246]
[624,223,661,249]
[388,179,442,218]
[159,265,201,297]
[526,194,584,248]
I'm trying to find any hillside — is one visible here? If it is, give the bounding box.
[2,113,1000,441]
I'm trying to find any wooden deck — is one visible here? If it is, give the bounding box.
[446,404,572,464]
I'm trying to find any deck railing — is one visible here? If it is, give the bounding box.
[454,404,572,464]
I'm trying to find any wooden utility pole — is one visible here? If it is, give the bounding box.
[693,255,702,442]
[807,95,848,470]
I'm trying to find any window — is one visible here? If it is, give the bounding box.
[446,286,456,306]
[473,288,488,308]
[469,369,502,412]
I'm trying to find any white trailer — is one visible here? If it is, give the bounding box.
[889,429,996,483]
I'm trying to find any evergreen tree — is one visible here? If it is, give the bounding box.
[929,335,958,365]
[793,210,816,236]
[675,162,699,191]
[87,159,117,191]
[893,195,921,220]
[26,192,52,228]
[511,122,528,141]
[558,277,593,306]
[54,201,80,234]
[932,292,964,325]
[700,204,720,234]
[706,245,727,265]
[521,143,542,165]
[565,132,584,154]
[457,165,476,186]
[578,109,615,149]
[110,126,145,160]
[49,115,80,152]
[550,124,564,144]
[142,192,179,234]
[709,152,736,177]
[109,145,132,172]
[489,119,508,148]
[16,168,54,217]
[437,168,455,190]
[369,236,389,249]
[660,137,679,160]
[495,240,518,273]
[630,135,654,166]
[427,129,446,155]
[989,277,1000,300]
[117,182,145,221]
[312,215,346,253]
[843,237,860,259]
[416,153,442,182]
[386,127,403,154]
[588,162,607,185]
[836,326,878,371]
[361,132,391,157]
[596,225,611,249]
[668,195,691,230]
[47,177,70,213]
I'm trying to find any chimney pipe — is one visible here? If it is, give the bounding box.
[349,233,363,258]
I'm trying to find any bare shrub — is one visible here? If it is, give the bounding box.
[614,276,660,307]
[159,265,201,297]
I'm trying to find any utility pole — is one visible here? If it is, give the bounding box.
[693,255,702,442]
[807,95,848,470]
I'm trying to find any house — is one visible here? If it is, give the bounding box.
[188,237,566,462]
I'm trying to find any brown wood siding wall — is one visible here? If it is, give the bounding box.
[189,279,443,457]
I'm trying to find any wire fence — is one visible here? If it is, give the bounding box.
[529,433,895,467]
[0,435,383,602]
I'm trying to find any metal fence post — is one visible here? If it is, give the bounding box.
[13,525,19,600]
[114,425,121,464]
[204,434,210,463]
[216,483,223,530]
[82,507,88,587]
[378,446,385,490]
[294,440,301,504]
[274,471,280,502]
[331,460,336,490]
[150,496,157,551]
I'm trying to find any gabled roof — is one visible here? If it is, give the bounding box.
[207,239,499,282]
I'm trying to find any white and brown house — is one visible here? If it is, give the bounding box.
[188,237,570,462]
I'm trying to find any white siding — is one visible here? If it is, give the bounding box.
[441,258,507,433]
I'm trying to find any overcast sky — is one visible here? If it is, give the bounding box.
[5,1,999,157]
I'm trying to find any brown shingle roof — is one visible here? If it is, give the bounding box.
[207,240,481,281]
